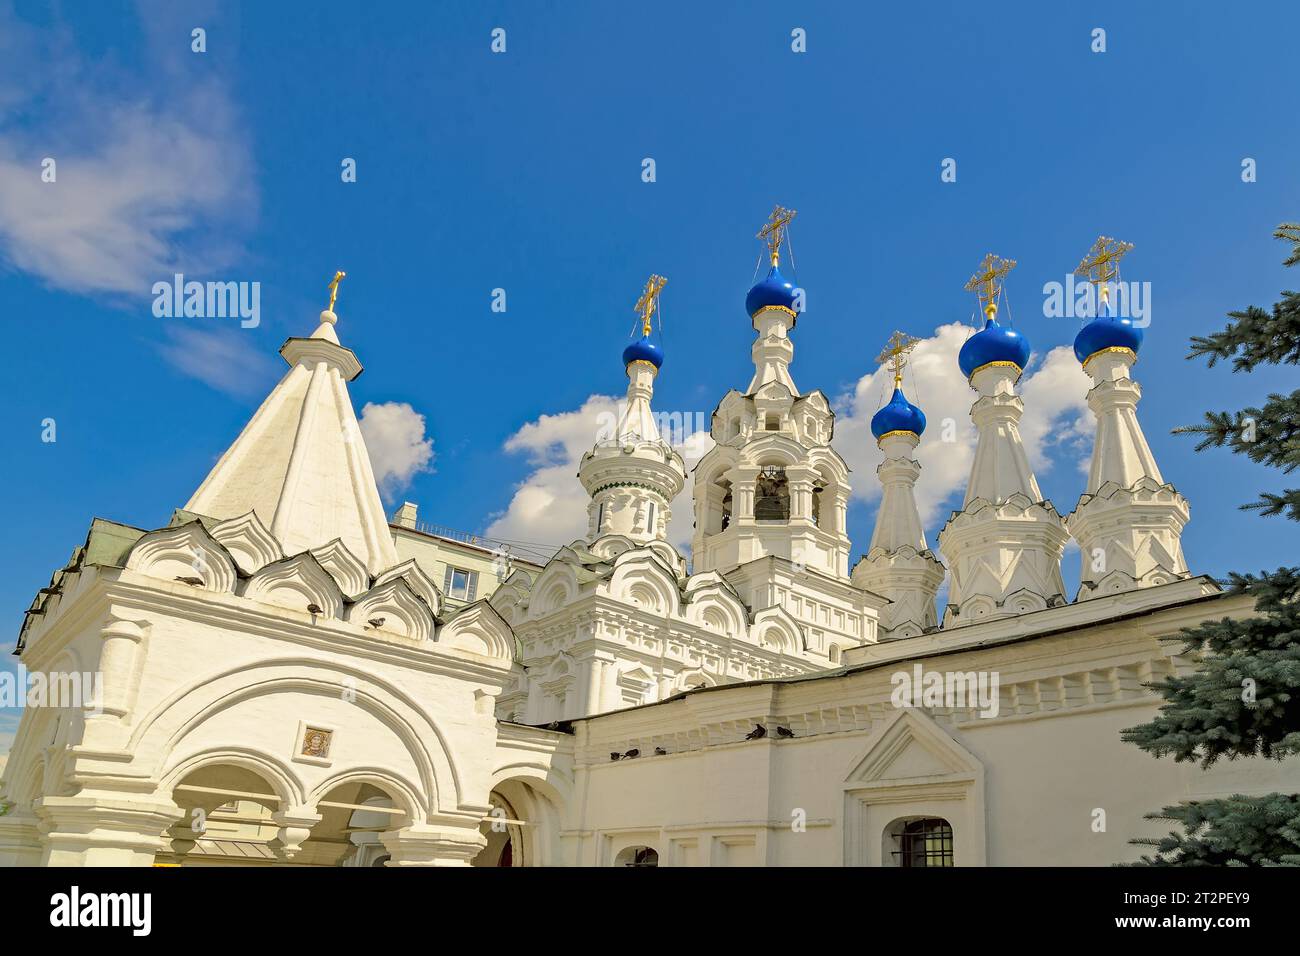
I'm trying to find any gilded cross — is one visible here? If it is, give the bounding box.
[964,253,1017,318]
[634,274,667,336]
[1075,236,1134,305]
[327,270,346,312]
[876,330,920,386]
[757,205,797,267]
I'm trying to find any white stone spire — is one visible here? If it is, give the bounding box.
[852,431,945,637]
[184,302,400,575]
[938,257,1067,626]
[939,363,1070,625]
[1066,345,1190,598]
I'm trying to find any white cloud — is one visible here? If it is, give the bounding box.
[0,14,256,296]
[359,402,435,501]
[0,94,255,296]
[155,326,280,399]
[833,322,1094,532]
[486,395,714,552]
[1018,344,1095,476]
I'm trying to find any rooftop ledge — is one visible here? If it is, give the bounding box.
[556,574,1234,729]
[843,575,1226,669]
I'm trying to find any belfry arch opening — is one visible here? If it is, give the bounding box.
[812,466,834,530]
[703,473,733,535]
[755,464,790,521]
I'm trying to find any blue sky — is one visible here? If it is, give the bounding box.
[1,1,1297,744]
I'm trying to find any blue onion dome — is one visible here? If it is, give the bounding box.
[745,265,798,320]
[1073,313,1143,365]
[957,317,1032,380]
[871,386,927,440]
[623,334,663,370]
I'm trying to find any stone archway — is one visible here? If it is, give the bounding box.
[158,760,293,866]
[472,774,566,867]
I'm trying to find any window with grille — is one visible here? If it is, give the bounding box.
[615,845,659,867]
[893,818,954,867]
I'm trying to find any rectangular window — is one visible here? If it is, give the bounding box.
[645,501,656,530]
[442,565,479,601]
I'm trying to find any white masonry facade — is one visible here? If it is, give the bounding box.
[2,260,1296,867]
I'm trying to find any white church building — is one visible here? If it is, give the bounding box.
[2,217,1294,867]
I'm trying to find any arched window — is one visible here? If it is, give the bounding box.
[706,476,733,534]
[755,465,790,521]
[887,817,954,867]
[615,845,659,867]
[828,644,841,664]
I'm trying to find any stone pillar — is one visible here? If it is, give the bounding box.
[787,466,814,521]
[734,466,759,522]
[601,665,623,712]
[380,819,487,867]
[270,807,323,862]
[36,794,183,866]
[0,810,44,866]
[585,658,605,716]
[525,675,543,724]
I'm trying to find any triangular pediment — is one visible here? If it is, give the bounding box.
[845,709,982,785]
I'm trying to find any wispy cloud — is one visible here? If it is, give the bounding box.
[155,326,280,399]
[0,2,258,386]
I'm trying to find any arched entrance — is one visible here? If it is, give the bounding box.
[157,763,414,866]
[161,763,287,866]
[471,775,565,867]
[474,791,524,867]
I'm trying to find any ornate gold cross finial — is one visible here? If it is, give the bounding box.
[757,204,797,267]
[634,274,668,336]
[876,330,921,387]
[1075,236,1134,305]
[964,253,1017,318]
[327,270,347,313]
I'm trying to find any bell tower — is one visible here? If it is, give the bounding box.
[692,206,851,583]
[578,275,686,548]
